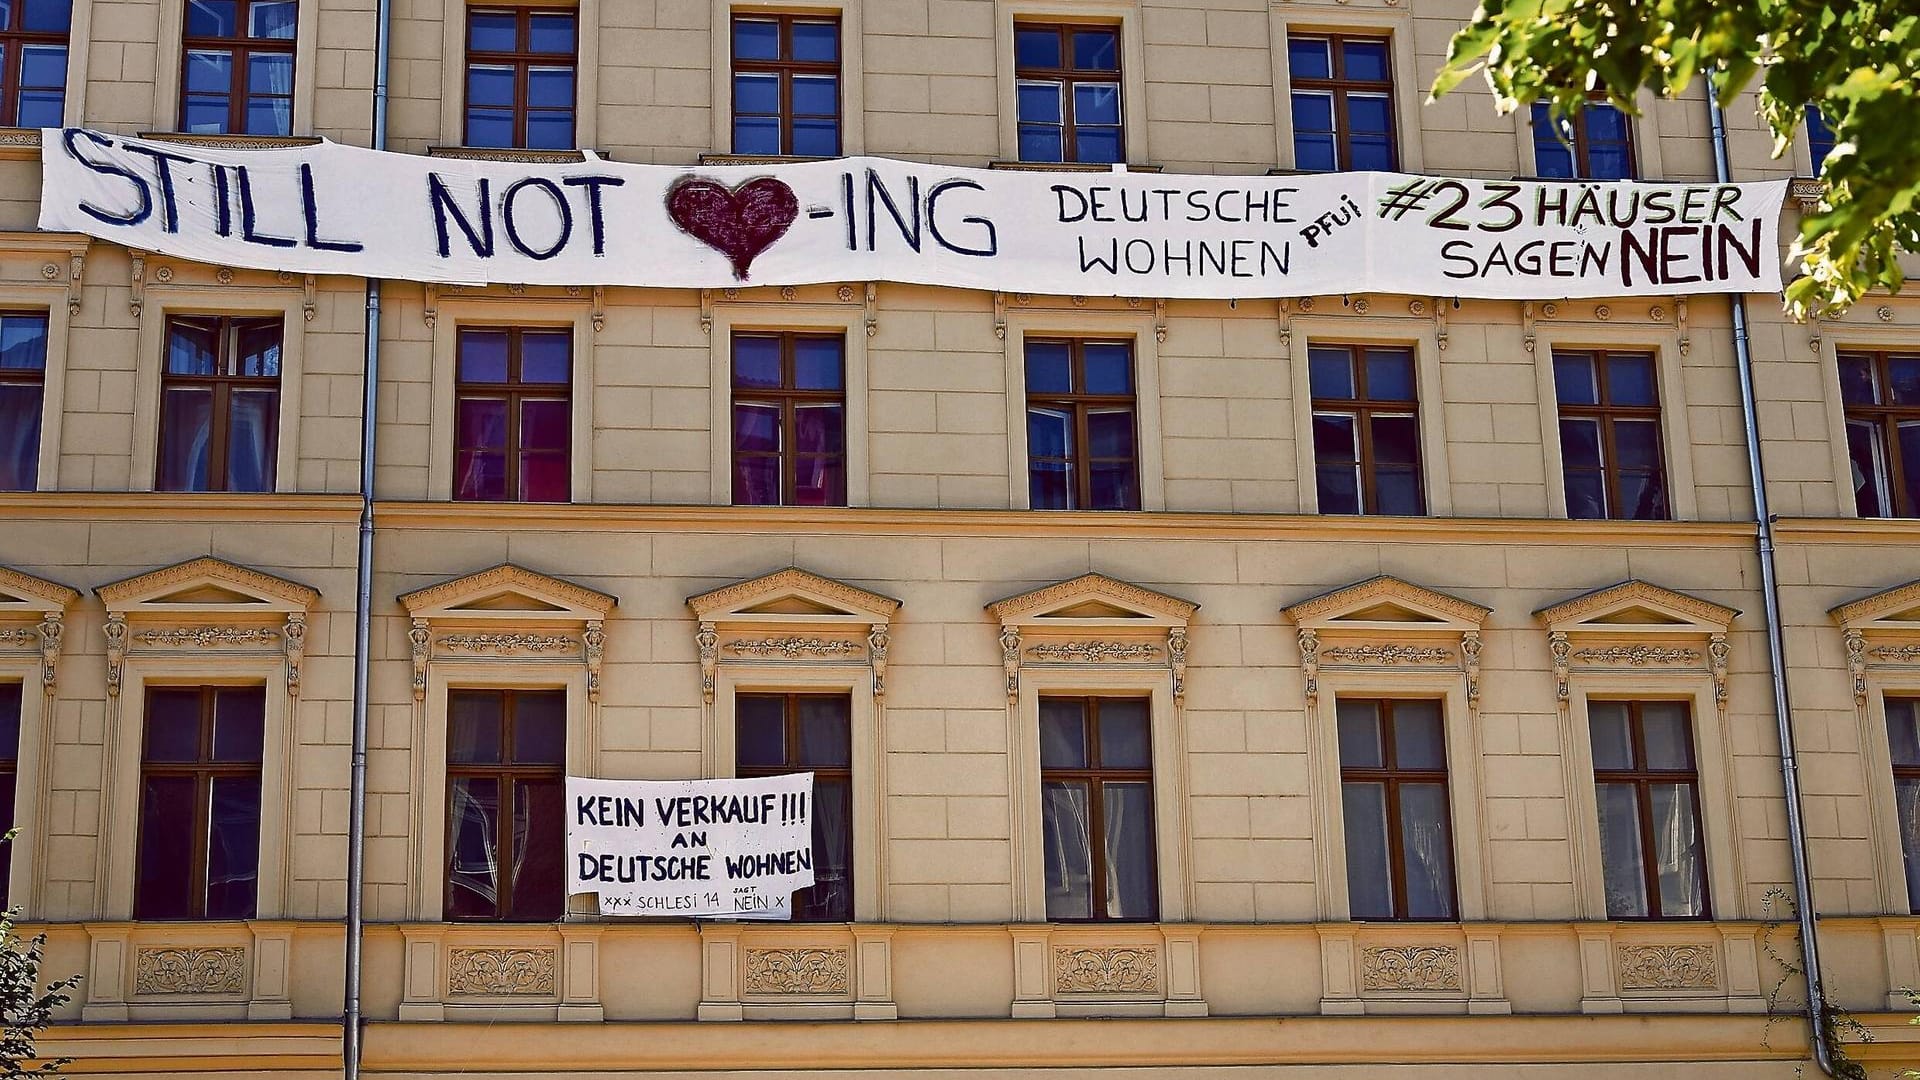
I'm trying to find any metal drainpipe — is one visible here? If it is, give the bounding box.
[344,0,393,1070]
[1707,93,1837,1077]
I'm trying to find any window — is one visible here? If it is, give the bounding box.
[1013,22,1121,164]
[464,6,576,149]
[1531,101,1635,180]
[1554,348,1667,520]
[1806,105,1837,172]
[1025,338,1138,510]
[134,685,264,920]
[1288,34,1395,172]
[736,693,853,922]
[731,332,846,506]
[1039,697,1155,921]
[0,0,67,127]
[180,0,297,136]
[445,688,566,921]
[0,313,47,492]
[1310,344,1422,515]
[0,682,17,911]
[454,327,571,503]
[157,315,281,493]
[1888,698,1920,912]
[730,12,839,157]
[1838,350,1920,518]
[1338,699,1455,920]
[1589,700,1707,919]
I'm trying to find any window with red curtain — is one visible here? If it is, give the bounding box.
[731,332,846,506]
[454,327,571,503]
[158,316,281,493]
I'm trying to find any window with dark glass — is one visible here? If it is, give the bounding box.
[180,0,296,136]
[0,313,48,492]
[1806,105,1837,172]
[1289,34,1395,172]
[445,688,566,921]
[1837,350,1920,518]
[0,682,19,910]
[1310,343,1422,515]
[1013,22,1121,164]
[1040,697,1155,921]
[0,0,67,127]
[731,332,845,506]
[454,327,571,503]
[158,315,281,493]
[464,6,576,149]
[1887,697,1920,913]
[1554,349,1667,520]
[134,685,264,920]
[1590,700,1707,919]
[1025,338,1138,511]
[1338,699,1455,920]
[730,13,839,157]
[1531,101,1634,180]
[736,693,852,922]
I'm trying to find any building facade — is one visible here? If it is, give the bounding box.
[0,0,1916,1075]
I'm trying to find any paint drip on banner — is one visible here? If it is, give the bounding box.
[39,128,1789,299]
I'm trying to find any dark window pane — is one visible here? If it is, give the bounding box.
[733,116,779,154]
[204,773,261,918]
[732,454,780,506]
[1041,781,1093,919]
[1563,470,1607,520]
[508,777,564,919]
[1391,700,1445,769]
[1097,700,1150,769]
[1897,777,1920,910]
[1342,781,1392,918]
[211,686,265,763]
[791,74,836,117]
[1596,781,1648,918]
[791,19,838,61]
[1081,342,1132,394]
[454,448,508,501]
[187,0,239,37]
[1039,699,1087,768]
[224,387,277,493]
[1313,413,1357,462]
[1607,354,1658,406]
[0,383,40,490]
[1287,37,1330,80]
[1649,783,1706,917]
[1806,105,1836,169]
[1308,346,1354,399]
[1294,131,1336,173]
[1617,470,1668,521]
[1101,780,1155,919]
[1014,27,1061,69]
[1029,458,1070,510]
[449,691,504,764]
[1341,39,1388,81]
[0,683,20,762]
[1838,354,1879,404]
[468,11,517,52]
[1347,94,1392,135]
[1589,702,1633,769]
[1017,81,1060,124]
[793,455,846,507]
[796,696,850,767]
[135,775,197,918]
[1370,414,1420,465]
[1374,467,1422,516]
[446,777,501,918]
[1027,406,1071,459]
[1558,417,1602,468]
[1398,782,1455,918]
[1886,357,1920,405]
[1024,341,1071,394]
[1888,700,1920,766]
[797,776,852,920]
[457,330,510,382]
[511,691,566,765]
[1335,700,1383,768]
[1364,349,1416,401]
[1902,421,1920,517]
[466,64,514,107]
[733,402,781,454]
[466,110,513,148]
[1071,29,1117,71]
[528,13,573,53]
[519,397,569,452]
[1086,408,1133,459]
[793,337,844,390]
[145,688,205,762]
[1088,458,1136,510]
[1554,353,1598,405]
[1613,418,1662,470]
[1316,463,1360,515]
[1639,702,1693,769]
[732,336,782,388]
[736,696,786,768]
[520,451,569,502]
[23,0,69,33]
[1852,419,1891,517]
[525,66,572,109]
[1291,90,1333,133]
[1074,82,1120,125]
[733,72,777,114]
[790,119,840,157]
[732,17,777,60]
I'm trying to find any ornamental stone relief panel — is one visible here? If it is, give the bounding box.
[1361,945,1462,992]
[1053,946,1160,995]
[446,947,558,996]
[743,948,851,995]
[1615,944,1718,990]
[134,947,247,995]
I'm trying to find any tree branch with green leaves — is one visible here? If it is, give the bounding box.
[1431,0,1920,318]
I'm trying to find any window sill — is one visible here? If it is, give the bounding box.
[138,132,323,151]
[698,152,841,166]
[428,146,592,164]
[991,160,1161,173]
[0,127,39,160]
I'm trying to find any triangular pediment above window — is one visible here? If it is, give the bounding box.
[400,564,616,623]
[688,568,900,627]
[1282,576,1489,632]
[1830,580,1920,633]
[96,557,317,617]
[987,573,1197,629]
[1533,580,1736,635]
[0,566,80,617]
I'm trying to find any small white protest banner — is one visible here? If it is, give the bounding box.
[567,773,814,918]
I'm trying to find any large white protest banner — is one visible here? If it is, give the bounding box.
[567,773,814,918]
[39,129,1788,299]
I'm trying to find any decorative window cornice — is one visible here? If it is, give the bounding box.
[399,564,615,702]
[1532,579,1737,634]
[987,573,1197,626]
[1828,579,1920,706]
[988,574,1195,703]
[1282,575,1487,713]
[1282,575,1489,630]
[688,568,899,704]
[1534,580,1734,706]
[0,566,79,693]
[96,556,317,613]
[93,557,317,699]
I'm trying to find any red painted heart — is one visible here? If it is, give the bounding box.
[665,176,800,281]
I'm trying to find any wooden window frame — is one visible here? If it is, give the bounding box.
[453,326,572,504]
[132,684,265,921]
[1337,697,1456,921]
[1532,99,1636,180]
[1024,336,1140,511]
[729,11,841,157]
[1553,347,1669,521]
[1838,349,1920,518]
[730,330,847,507]
[1287,32,1397,172]
[1590,699,1711,921]
[1012,20,1122,164]
[156,314,283,493]
[734,691,854,923]
[443,687,567,923]
[178,0,296,136]
[0,310,46,492]
[0,681,17,912]
[1309,342,1424,516]
[1887,696,1920,914]
[1038,695,1157,923]
[0,1,66,127]
[463,5,578,149]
